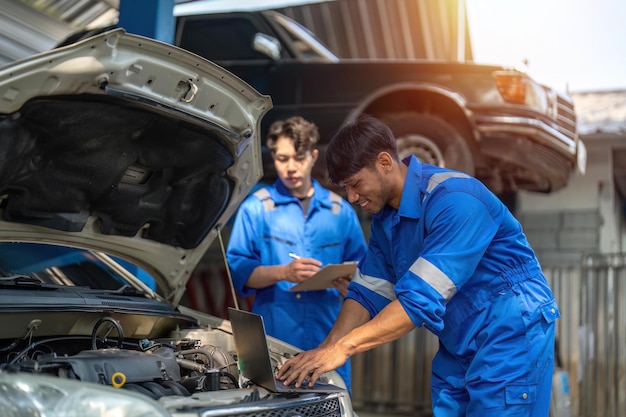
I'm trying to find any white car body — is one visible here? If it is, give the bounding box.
[0,28,354,417]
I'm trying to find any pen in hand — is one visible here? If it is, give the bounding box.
[286,253,322,283]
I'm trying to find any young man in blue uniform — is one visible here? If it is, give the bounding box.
[226,116,366,391]
[277,114,559,416]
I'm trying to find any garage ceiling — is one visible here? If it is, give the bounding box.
[0,0,119,66]
[2,0,469,65]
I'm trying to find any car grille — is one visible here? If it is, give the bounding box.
[555,93,578,141]
[202,397,342,417]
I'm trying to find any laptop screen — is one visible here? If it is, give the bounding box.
[228,307,279,391]
[228,307,346,393]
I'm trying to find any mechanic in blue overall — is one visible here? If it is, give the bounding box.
[277,114,559,416]
[226,116,366,391]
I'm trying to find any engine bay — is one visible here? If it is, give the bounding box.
[2,317,240,398]
[0,313,346,415]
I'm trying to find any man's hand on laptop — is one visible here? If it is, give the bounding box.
[276,344,349,388]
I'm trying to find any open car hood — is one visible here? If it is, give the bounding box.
[0,28,271,305]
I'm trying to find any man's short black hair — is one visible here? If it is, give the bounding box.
[326,114,399,184]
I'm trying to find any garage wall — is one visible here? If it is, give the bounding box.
[519,137,623,256]
[520,209,602,267]
[276,0,472,61]
[515,92,626,417]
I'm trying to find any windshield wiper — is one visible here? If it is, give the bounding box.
[89,284,148,297]
[0,274,41,284]
[112,284,145,295]
[0,275,59,289]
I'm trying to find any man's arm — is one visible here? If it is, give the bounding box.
[245,258,322,289]
[276,299,415,387]
[338,299,415,351]
[319,299,371,347]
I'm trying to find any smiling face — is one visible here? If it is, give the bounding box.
[273,136,319,198]
[340,167,387,214]
[339,152,402,215]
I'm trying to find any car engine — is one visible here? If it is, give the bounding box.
[0,315,348,417]
[2,319,239,399]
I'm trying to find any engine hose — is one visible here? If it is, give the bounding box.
[176,357,207,372]
[179,348,214,368]
[7,336,91,366]
[219,371,240,389]
[178,345,238,385]
[0,338,21,352]
[180,370,239,393]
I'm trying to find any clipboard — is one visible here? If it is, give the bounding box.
[289,262,358,292]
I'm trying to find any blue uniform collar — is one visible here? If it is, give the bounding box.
[397,155,423,220]
[373,155,423,222]
[271,178,332,209]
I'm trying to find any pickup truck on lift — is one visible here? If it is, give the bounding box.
[174,8,585,195]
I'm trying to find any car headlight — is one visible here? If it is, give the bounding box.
[492,70,555,116]
[0,372,170,417]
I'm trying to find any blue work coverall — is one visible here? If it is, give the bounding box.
[347,156,558,416]
[226,179,367,390]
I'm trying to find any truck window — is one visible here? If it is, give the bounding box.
[177,17,269,61]
[267,11,338,62]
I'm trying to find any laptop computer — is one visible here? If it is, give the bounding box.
[227,307,346,394]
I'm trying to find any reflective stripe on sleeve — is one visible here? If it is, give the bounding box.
[352,268,396,301]
[409,257,457,301]
[424,172,470,201]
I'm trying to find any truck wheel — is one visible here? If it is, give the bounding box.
[381,112,475,176]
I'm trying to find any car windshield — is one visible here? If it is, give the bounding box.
[0,242,155,292]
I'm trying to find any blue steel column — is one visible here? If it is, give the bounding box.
[117,0,175,44]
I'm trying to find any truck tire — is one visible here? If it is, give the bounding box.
[381,112,475,176]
